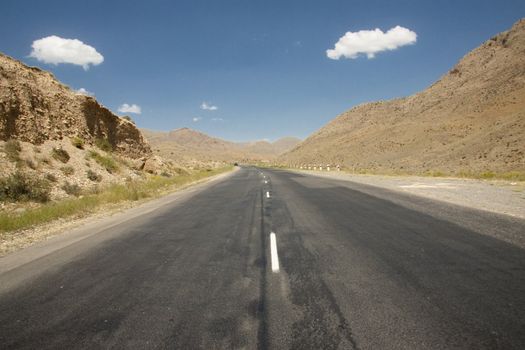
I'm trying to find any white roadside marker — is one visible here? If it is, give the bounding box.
[266,191,270,198]
[270,232,280,273]
[264,180,268,184]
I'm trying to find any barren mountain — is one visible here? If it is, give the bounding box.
[281,19,525,176]
[142,128,300,164]
[271,137,303,154]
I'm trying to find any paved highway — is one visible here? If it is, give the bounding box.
[1,166,524,349]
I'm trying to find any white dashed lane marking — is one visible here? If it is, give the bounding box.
[270,232,280,273]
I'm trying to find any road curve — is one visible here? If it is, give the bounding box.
[1,166,524,349]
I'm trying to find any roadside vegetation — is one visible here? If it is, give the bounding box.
[274,164,525,182]
[0,166,232,234]
[454,170,525,182]
[4,140,22,162]
[95,138,113,152]
[88,150,119,173]
[348,168,525,182]
[51,147,70,163]
[71,136,85,149]
[0,171,51,203]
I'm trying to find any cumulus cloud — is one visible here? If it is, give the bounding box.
[192,117,202,122]
[326,26,417,60]
[118,103,142,114]
[200,102,218,111]
[75,87,94,96]
[29,35,104,70]
[211,117,224,122]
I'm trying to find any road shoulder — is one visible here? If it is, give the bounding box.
[0,167,238,278]
[286,170,525,219]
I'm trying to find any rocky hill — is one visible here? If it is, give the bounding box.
[281,19,525,176]
[142,128,300,164]
[0,53,151,158]
[0,53,179,203]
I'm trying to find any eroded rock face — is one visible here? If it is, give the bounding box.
[143,156,165,175]
[0,53,152,159]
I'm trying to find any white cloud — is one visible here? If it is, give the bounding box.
[29,35,104,70]
[192,117,202,122]
[118,103,142,114]
[326,26,417,60]
[211,117,224,122]
[200,102,218,111]
[75,87,94,96]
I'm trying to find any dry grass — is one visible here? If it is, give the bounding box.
[278,165,525,182]
[88,150,119,173]
[4,140,22,162]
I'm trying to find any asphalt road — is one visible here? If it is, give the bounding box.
[1,166,525,349]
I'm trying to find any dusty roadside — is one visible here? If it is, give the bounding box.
[0,167,238,257]
[290,170,525,219]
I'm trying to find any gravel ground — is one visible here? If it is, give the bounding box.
[292,170,525,219]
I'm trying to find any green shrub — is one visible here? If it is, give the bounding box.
[71,137,85,149]
[45,173,58,182]
[427,171,446,177]
[39,157,52,166]
[86,169,102,182]
[51,148,70,163]
[173,167,190,176]
[4,140,22,162]
[499,172,525,182]
[25,158,37,170]
[122,116,135,124]
[88,151,118,173]
[0,171,51,202]
[95,138,113,152]
[479,171,496,179]
[60,165,75,176]
[61,181,82,196]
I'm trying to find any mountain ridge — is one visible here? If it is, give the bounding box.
[141,127,301,163]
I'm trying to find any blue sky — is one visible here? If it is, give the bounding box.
[2,0,524,141]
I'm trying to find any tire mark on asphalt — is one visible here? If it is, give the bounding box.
[257,186,269,350]
[272,196,359,350]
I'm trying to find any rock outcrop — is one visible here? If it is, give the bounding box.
[0,53,151,159]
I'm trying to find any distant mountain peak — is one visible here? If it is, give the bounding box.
[140,128,301,164]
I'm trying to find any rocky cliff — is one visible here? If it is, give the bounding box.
[0,53,151,159]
